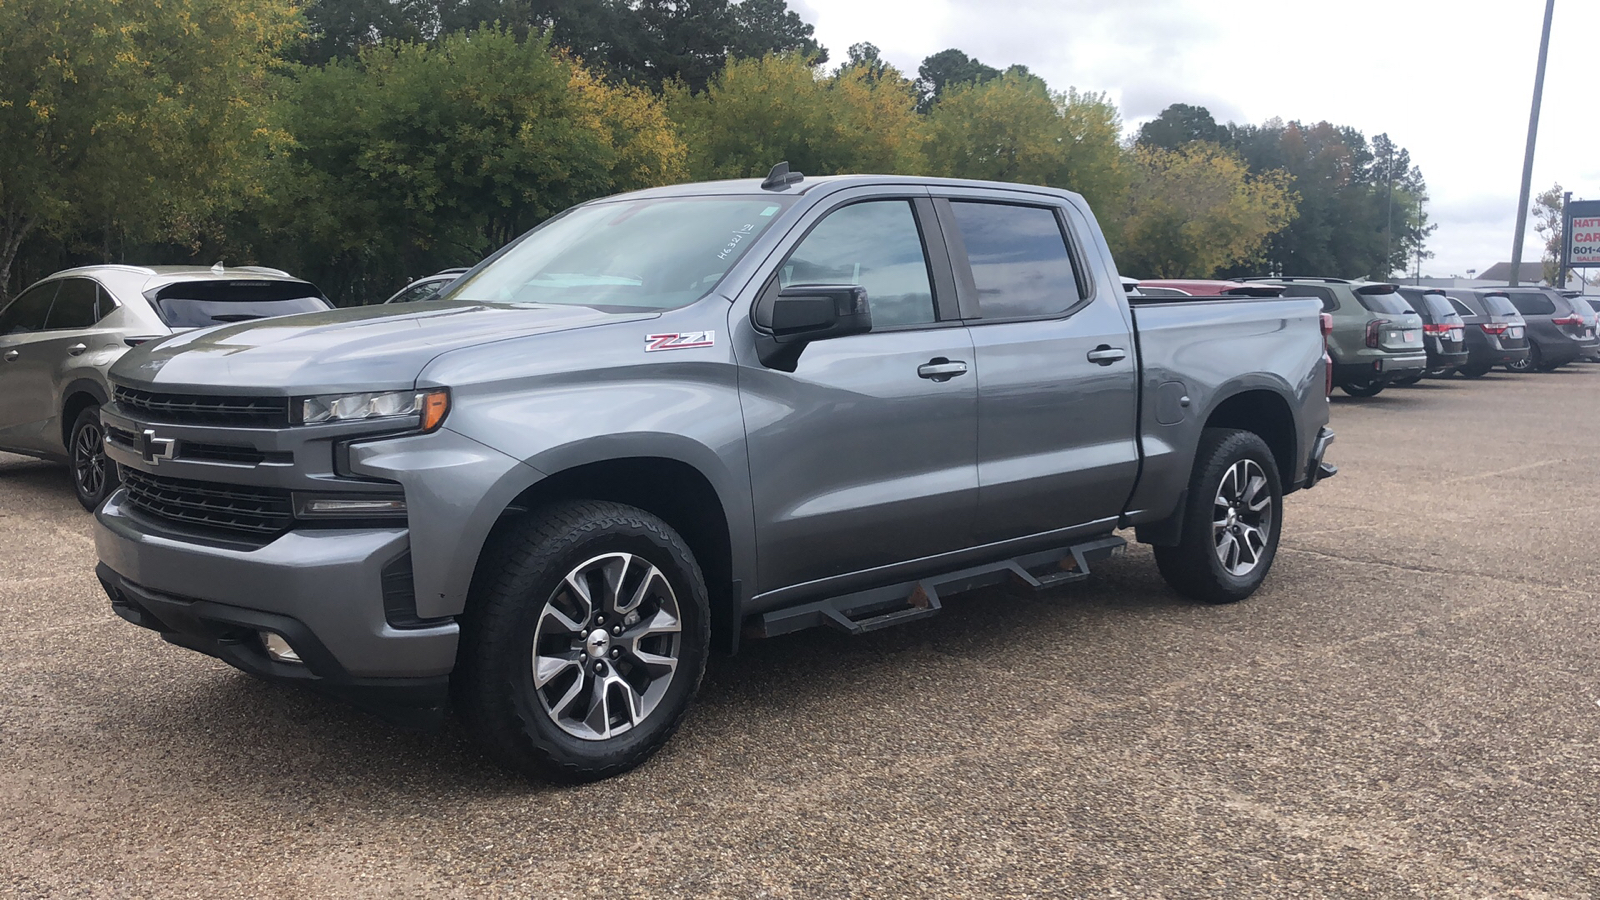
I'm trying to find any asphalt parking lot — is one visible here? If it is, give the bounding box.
[3,369,1599,898]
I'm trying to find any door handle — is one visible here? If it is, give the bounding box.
[2,350,17,362]
[917,358,969,381]
[1087,346,1127,365]
[67,343,87,356]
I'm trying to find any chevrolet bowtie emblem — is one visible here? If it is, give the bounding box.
[140,429,177,464]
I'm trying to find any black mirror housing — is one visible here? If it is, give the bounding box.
[754,284,871,371]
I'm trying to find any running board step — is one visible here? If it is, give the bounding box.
[754,535,1126,638]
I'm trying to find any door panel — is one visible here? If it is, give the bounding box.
[741,329,979,590]
[0,281,60,450]
[938,198,1140,544]
[739,196,979,593]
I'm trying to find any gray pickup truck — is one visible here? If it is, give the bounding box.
[94,170,1336,781]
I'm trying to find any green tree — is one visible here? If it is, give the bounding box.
[262,27,685,303]
[312,0,827,91]
[0,0,301,299]
[921,74,1128,212]
[1113,143,1297,278]
[1221,120,1429,280]
[1532,183,1564,284]
[667,53,923,181]
[1136,103,1225,150]
[915,48,1000,112]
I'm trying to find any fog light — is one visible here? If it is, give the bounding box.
[261,631,302,664]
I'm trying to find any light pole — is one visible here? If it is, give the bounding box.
[1508,0,1556,288]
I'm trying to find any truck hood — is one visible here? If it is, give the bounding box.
[111,301,656,393]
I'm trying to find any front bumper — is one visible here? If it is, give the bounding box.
[95,491,459,724]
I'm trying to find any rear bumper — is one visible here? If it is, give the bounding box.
[1469,342,1529,367]
[1334,353,1427,382]
[1301,427,1337,490]
[1426,348,1470,369]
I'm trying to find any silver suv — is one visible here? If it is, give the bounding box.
[0,265,330,509]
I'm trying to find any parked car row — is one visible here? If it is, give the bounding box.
[1128,276,1600,398]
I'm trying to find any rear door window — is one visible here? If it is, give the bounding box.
[948,202,1082,319]
[0,282,58,335]
[1446,296,1480,318]
[1506,291,1555,317]
[44,278,104,329]
[150,279,330,327]
[1278,284,1337,312]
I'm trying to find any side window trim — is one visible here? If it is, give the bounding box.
[754,194,956,333]
[932,197,1093,324]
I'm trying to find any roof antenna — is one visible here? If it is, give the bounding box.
[760,161,804,191]
[211,260,225,274]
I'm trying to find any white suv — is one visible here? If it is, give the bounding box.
[0,265,330,509]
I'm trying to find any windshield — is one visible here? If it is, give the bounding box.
[151,280,329,328]
[1355,289,1416,315]
[445,196,795,312]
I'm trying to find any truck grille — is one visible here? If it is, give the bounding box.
[120,469,294,537]
[114,386,289,428]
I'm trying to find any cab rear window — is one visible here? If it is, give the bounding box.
[148,280,330,328]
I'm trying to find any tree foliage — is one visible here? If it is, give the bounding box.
[922,75,1127,211]
[1532,183,1563,285]
[1113,143,1297,278]
[0,0,301,298]
[303,0,824,91]
[667,53,922,181]
[1137,103,1225,150]
[261,27,684,303]
[915,48,1000,112]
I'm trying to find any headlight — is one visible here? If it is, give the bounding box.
[297,388,449,431]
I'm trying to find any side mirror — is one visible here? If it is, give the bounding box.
[753,284,871,371]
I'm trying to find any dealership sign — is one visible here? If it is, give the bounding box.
[1569,199,1600,268]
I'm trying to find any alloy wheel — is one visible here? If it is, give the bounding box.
[73,420,106,501]
[1212,459,1273,577]
[530,552,682,741]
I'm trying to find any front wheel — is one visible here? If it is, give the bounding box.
[1340,378,1385,397]
[455,500,710,782]
[1154,428,1284,604]
[69,405,119,512]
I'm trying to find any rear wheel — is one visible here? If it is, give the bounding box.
[1390,371,1424,386]
[1154,428,1283,604]
[1458,363,1491,378]
[1507,344,1538,372]
[455,500,710,782]
[1340,378,1385,397]
[69,405,118,512]
[1425,366,1453,378]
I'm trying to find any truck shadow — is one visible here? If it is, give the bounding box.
[117,550,1192,803]
[0,454,74,501]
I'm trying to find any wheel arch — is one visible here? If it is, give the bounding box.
[59,379,110,451]
[1201,386,1297,488]
[482,441,749,656]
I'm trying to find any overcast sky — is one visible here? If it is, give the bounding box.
[795,0,1595,280]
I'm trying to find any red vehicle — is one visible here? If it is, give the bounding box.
[1138,279,1285,297]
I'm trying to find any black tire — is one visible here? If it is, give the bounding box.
[1153,428,1284,605]
[1425,367,1453,378]
[1507,344,1538,372]
[69,405,118,512]
[455,500,710,782]
[1390,371,1424,386]
[1340,378,1385,397]
[1458,364,1491,378]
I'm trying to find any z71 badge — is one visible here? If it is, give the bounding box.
[645,331,716,352]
